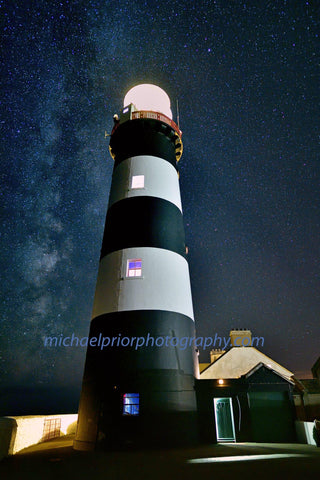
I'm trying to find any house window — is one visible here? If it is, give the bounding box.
[42,418,61,441]
[126,259,142,277]
[123,393,139,415]
[131,175,144,189]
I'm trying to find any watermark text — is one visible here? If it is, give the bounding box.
[44,332,264,351]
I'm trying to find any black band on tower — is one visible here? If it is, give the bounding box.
[100,196,186,259]
[110,119,178,169]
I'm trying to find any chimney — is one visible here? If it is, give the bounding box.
[229,329,252,347]
[210,349,226,363]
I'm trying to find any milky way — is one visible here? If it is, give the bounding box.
[1,0,319,411]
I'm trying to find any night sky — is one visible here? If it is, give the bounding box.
[1,0,319,414]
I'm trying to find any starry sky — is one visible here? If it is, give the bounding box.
[1,0,319,413]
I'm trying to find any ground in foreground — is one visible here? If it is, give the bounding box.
[1,436,319,480]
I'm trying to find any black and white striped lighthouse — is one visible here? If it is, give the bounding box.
[74,84,199,451]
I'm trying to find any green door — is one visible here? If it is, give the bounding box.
[248,391,295,442]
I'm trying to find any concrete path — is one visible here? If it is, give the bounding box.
[0,436,319,479]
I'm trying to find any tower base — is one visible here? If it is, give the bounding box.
[74,310,199,451]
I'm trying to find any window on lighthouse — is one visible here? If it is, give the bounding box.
[131,175,144,189]
[126,259,142,277]
[123,393,139,415]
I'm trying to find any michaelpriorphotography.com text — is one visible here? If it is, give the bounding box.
[44,332,264,351]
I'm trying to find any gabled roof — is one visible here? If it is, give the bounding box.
[243,362,295,384]
[200,346,293,381]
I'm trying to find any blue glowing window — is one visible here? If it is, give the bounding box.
[123,393,139,415]
[127,259,142,277]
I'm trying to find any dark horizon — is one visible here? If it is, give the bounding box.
[0,385,81,417]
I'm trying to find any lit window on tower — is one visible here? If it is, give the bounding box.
[126,259,142,277]
[131,175,144,189]
[123,393,139,415]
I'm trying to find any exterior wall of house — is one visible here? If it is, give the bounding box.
[196,367,297,443]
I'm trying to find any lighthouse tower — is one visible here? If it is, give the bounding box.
[74,84,199,451]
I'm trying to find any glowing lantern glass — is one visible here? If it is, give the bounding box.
[123,84,172,119]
